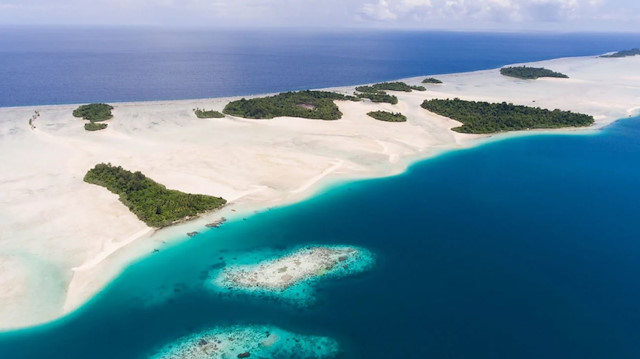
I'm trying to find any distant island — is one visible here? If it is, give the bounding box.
[84,163,226,227]
[500,66,569,80]
[421,98,594,133]
[422,77,443,84]
[353,81,424,105]
[194,108,225,118]
[367,110,407,122]
[73,103,114,131]
[601,48,640,58]
[355,81,425,93]
[223,90,358,120]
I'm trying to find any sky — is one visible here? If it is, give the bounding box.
[0,0,639,32]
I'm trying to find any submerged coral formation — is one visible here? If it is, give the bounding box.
[209,245,374,306]
[151,325,339,359]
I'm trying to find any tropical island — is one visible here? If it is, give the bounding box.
[1,54,638,331]
[601,48,640,58]
[422,77,443,84]
[355,81,425,93]
[194,108,225,118]
[73,103,114,121]
[355,91,398,104]
[421,98,594,133]
[73,103,114,131]
[367,110,407,122]
[152,325,339,359]
[353,81,424,104]
[500,66,569,79]
[222,90,358,120]
[210,245,374,306]
[84,163,226,227]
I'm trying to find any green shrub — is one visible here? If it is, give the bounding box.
[422,77,443,84]
[367,111,407,122]
[84,122,108,131]
[194,108,225,118]
[73,103,114,122]
[500,66,569,80]
[84,163,226,227]
[421,98,593,134]
[356,92,398,105]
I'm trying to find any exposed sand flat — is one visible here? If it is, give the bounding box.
[0,55,638,330]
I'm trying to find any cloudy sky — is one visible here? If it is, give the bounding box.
[0,0,638,32]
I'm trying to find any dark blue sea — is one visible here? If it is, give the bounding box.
[1,27,640,107]
[1,29,640,358]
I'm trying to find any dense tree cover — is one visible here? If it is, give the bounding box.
[84,122,108,131]
[422,77,443,84]
[84,163,226,227]
[356,82,425,93]
[73,103,114,122]
[500,66,569,80]
[367,111,407,122]
[356,92,399,104]
[222,91,358,120]
[421,98,594,134]
[601,48,640,58]
[194,108,225,118]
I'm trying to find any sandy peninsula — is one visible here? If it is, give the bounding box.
[0,54,639,330]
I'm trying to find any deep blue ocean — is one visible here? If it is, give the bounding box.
[0,29,639,358]
[1,28,640,107]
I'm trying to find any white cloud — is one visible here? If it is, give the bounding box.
[401,0,432,9]
[359,0,398,21]
[0,0,637,31]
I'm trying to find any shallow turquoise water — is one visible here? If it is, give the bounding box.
[1,117,640,358]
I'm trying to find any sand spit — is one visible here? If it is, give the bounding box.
[0,55,639,329]
[210,245,374,305]
[151,325,339,359]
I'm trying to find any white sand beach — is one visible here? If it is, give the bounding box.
[0,54,639,330]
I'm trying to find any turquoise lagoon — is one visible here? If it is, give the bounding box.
[1,117,640,358]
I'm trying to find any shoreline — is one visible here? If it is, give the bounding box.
[1,53,639,331]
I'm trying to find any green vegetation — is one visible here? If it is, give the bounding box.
[84,163,226,227]
[601,48,640,58]
[194,108,225,118]
[84,122,108,131]
[422,77,443,84]
[367,111,407,122]
[500,66,569,80]
[73,103,114,122]
[356,92,398,104]
[421,98,594,134]
[353,81,424,104]
[222,91,358,120]
[356,82,425,93]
